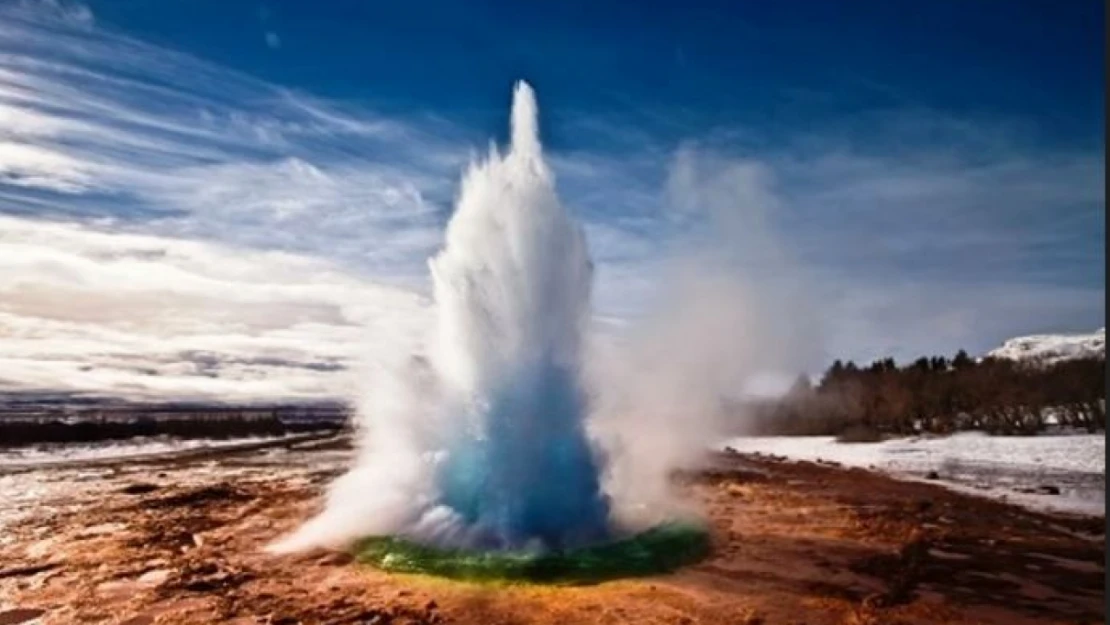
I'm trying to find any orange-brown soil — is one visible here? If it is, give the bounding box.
[0,442,1103,625]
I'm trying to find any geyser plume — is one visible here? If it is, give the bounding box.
[427,81,609,549]
[273,81,611,553]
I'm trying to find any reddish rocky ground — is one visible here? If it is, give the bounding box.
[0,439,1103,625]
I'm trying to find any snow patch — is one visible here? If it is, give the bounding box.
[720,432,1105,516]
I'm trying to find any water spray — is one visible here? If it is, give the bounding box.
[273,81,709,581]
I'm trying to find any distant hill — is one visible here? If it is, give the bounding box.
[987,328,1105,365]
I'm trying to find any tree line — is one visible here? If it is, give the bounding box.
[746,350,1106,438]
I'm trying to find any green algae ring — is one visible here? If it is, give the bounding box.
[352,522,711,584]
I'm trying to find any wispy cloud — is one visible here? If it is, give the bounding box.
[0,1,467,282]
[16,0,93,27]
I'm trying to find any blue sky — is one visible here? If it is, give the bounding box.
[0,0,1103,398]
[83,1,1103,140]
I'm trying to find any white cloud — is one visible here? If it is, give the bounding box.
[0,216,430,401]
[0,141,96,192]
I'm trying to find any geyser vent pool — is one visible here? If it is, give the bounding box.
[354,521,710,584]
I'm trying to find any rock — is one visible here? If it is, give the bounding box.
[0,609,46,625]
[97,578,139,599]
[25,538,57,559]
[925,471,940,480]
[120,483,159,495]
[152,483,249,508]
[425,599,438,611]
[137,568,172,586]
[80,523,126,537]
[119,616,154,625]
[171,560,254,592]
[314,551,353,566]
[862,592,887,609]
[1016,485,1060,495]
[0,563,58,579]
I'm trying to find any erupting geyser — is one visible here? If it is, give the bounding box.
[272,81,707,578]
[428,81,610,550]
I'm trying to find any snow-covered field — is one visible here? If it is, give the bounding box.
[2,430,1102,528]
[720,432,1105,516]
[0,435,298,468]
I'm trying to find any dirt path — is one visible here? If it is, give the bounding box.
[0,447,1102,625]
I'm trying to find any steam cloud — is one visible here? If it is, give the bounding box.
[271,82,819,554]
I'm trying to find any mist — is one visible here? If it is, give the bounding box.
[587,145,824,526]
